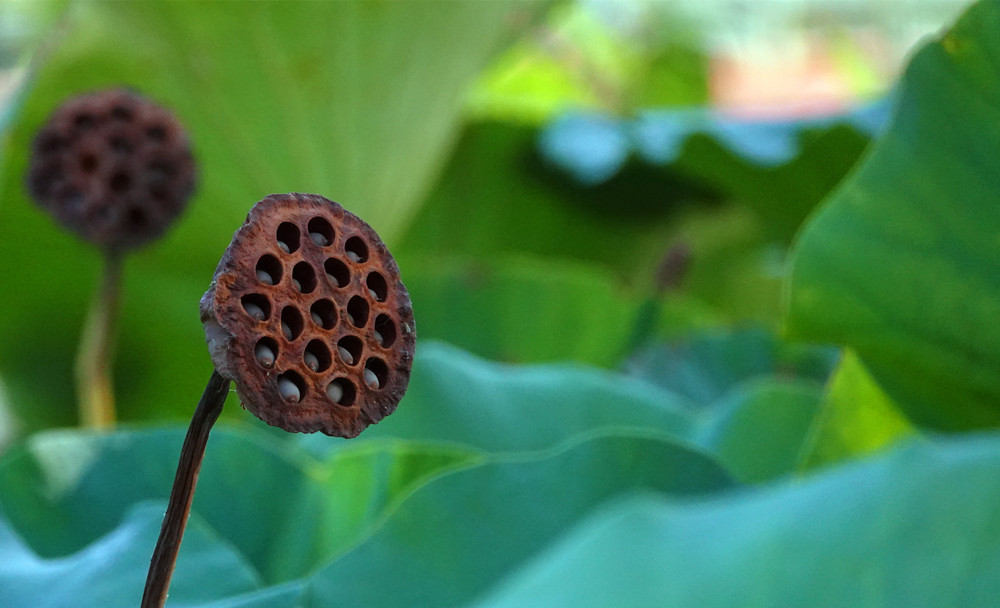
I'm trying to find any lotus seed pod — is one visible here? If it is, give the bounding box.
[26,88,197,251]
[200,193,416,438]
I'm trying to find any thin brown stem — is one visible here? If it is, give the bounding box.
[141,370,230,608]
[76,251,124,427]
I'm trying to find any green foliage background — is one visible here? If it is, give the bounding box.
[0,0,998,606]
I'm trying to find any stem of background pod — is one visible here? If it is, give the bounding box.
[141,370,230,608]
[75,250,124,427]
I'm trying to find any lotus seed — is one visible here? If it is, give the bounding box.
[368,288,378,299]
[278,377,301,402]
[256,269,274,285]
[254,343,275,367]
[347,251,361,263]
[278,241,290,253]
[282,321,293,340]
[338,346,354,365]
[374,330,383,345]
[245,302,265,320]
[327,382,344,403]
[292,278,302,291]
[310,232,328,246]
[327,273,343,287]
[364,368,379,389]
[304,350,320,371]
[311,311,323,326]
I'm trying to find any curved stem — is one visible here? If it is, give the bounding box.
[141,370,230,608]
[75,251,124,427]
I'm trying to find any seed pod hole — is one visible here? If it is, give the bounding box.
[110,104,133,122]
[241,294,271,322]
[292,262,317,294]
[366,272,387,302]
[37,133,65,154]
[304,340,332,373]
[324,258,350,288]
[148,160,174,181]
[326,378,356,407]
[149,184,169,204]
[256,255,282,285]
[277,370,306,403]
[146,124,167,142]
[109,171,132,194]
[345,236,368,263]
[74,113,96,131]
[254,337,278,368]
[276,222,300,254]
[337,335,363,366]
[281,306,304,340]
[126,207,147,229]
[309,299,337,329]
[374,314,396,347]
[80,153,98,173]
[347,296,369,328]
[364,357,388,390]
[307,216,334,247]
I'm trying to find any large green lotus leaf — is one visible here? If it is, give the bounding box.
[694,378,825,483]
[786,0,1000,430]
[299,340,699,457]
[0,429,732,607]
[470,434,1000,608]
[0,0,543,431]
[303,433,732,608]
[797,349,916,472]
[0,426,478,585]
[0,502,263,608]
[623,327,841,481]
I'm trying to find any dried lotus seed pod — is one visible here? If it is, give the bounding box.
[26,88,196,251]
[200,193,416,438]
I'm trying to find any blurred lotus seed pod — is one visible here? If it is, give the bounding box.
[200,193,416,438]
[26,88,197,251]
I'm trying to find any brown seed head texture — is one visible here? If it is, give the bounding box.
[26,88,196,251]
[201,193,416,438]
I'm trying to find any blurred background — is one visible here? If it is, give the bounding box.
[0,0,966,446]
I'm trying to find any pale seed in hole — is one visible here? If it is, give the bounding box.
[364,368,379,390]
[256,269,274,285]
[292,279,302,291]
[278,242,290,253]
[310,232,328,246]
[254,343,275,367]
[304,351,319,371]
[338,346,354,365]
[327,382,343,403]
[368,289,378,299]
[327,273,343,287]
[348,313,356,326]
[278,377,301,402]
[347,251,361,263]
[282,321,293,340]
[374,330,383,345]
[311,311,323,325]
[245,303,266,321]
